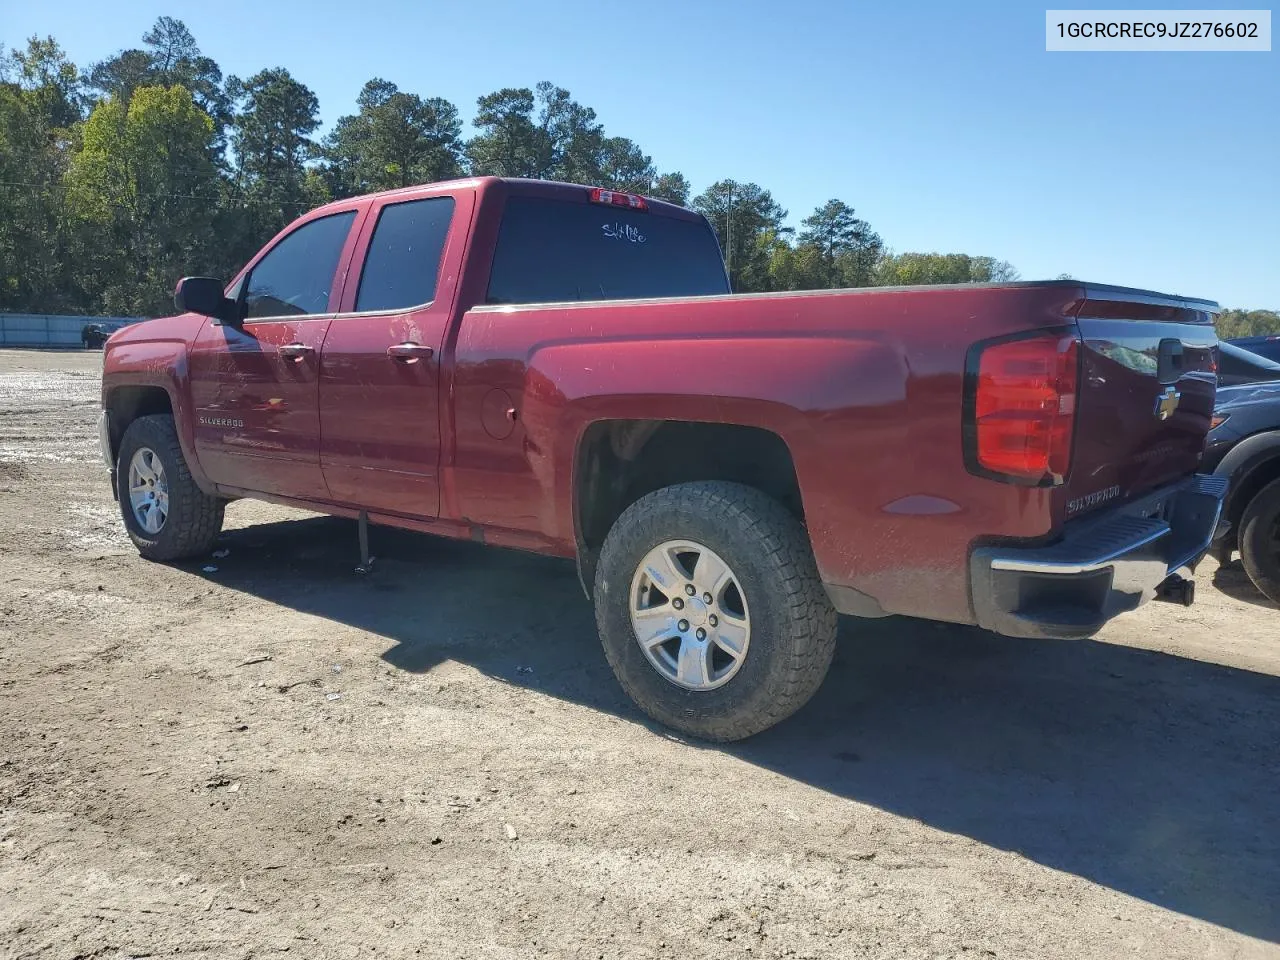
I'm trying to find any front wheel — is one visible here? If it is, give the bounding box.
[116,414,224,561]
[594,481,838,742]
[1239,477,1280,605]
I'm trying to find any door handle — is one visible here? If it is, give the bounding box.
[387,342,434,362]
[1157,338,1184,384]
[278,342,314,362]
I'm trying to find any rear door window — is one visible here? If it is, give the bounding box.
[244,211,356,320]
[355,197,456,312]
[486,197,729,305]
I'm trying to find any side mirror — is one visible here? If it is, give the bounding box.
[175,277,238,325]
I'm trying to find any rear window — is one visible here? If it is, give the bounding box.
[486,197,729,305]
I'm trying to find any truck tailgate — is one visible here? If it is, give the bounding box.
[1064,288,1218,520]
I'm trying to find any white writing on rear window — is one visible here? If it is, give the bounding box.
[602,222,646,244]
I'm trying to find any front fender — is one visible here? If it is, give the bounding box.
[103,336,214,494]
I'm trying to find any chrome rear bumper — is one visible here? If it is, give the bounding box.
[970,474,1227,640]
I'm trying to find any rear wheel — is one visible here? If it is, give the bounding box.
[116,414,224,561]
[1239,477,1280,604]
[594,481,837,742]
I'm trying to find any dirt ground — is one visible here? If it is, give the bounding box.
[1,348,1277,960]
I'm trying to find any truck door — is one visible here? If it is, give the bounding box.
[318,192,466,518]
[188,209,359,500]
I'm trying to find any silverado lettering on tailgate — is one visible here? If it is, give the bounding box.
[1067,484,1121,517]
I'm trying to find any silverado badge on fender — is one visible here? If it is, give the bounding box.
[1155,386,1182,421]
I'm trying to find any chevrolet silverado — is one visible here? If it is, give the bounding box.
[97,177,1227,740]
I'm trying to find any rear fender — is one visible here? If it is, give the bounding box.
[524,334,908,578]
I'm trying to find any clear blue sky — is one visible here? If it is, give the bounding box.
[4,0,1277,308]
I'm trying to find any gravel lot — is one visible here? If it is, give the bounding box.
[1,348,1278,960]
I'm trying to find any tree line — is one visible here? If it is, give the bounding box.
[3,18,1270,337]
[1216,309,1280,340]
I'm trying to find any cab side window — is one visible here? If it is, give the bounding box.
[244,211,356,320]
[354,197,455,312]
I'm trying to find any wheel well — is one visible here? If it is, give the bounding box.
[574,420,804,594]
[1227,455,1280,546]
[105,386,173,461]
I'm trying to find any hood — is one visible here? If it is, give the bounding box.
[105,313,206,348]
[1215,379,1280,412]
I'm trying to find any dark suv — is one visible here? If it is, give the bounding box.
[1206,343,1280,603]
[81,321,127,349]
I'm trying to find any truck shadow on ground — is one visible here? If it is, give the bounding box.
[198,513,1280,944]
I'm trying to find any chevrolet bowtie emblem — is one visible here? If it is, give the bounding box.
[1154,386,1181,421]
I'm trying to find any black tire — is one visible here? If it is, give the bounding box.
[594,481,838,742]
[116,414,224,561]
[1239,476,1280,605]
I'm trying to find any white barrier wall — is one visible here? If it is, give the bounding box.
[0,314,144,347]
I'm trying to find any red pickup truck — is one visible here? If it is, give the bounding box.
[98,176,1227,740]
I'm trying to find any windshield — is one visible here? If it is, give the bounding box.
[1219,340,1280,385]
[1228,336,1280,364]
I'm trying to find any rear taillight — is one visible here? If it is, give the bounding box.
[589,187,648,210]
[965,332,1080,485]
